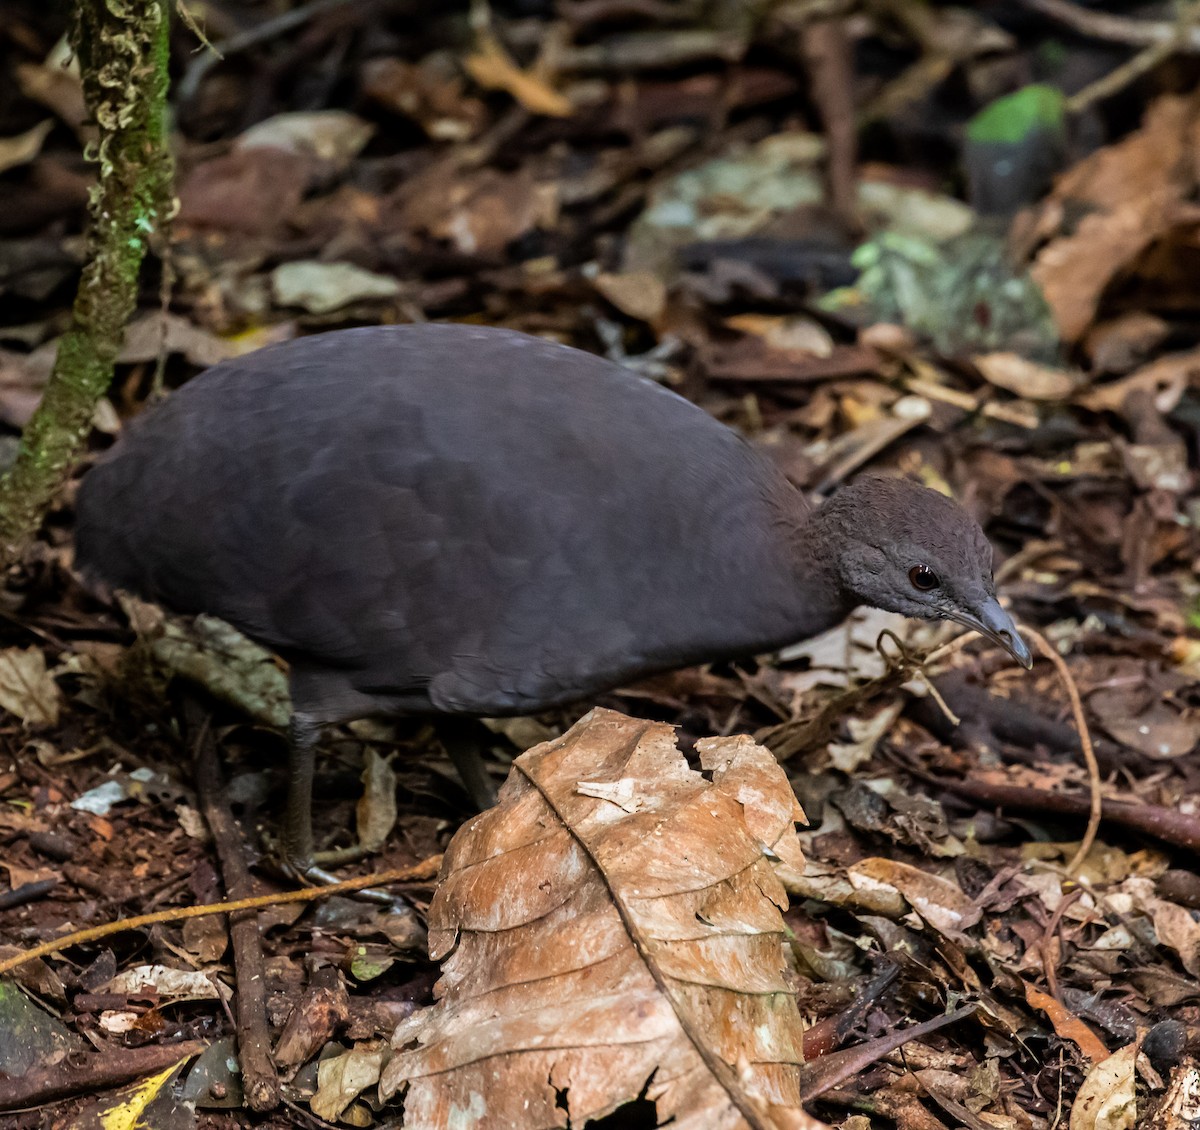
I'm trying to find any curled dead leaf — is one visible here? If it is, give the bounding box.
[973,351,1080,401]
[848,857,982,938]
[0,120,54,176]
[380,709,827,1129]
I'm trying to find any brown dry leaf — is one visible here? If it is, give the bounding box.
[235,110,375,172]
[1146,898,1200,978]
[118,312,239,369]
[15,40,87,136]
[463,29,572,118]
[724,315,835,359]
[179,915,227,965]
[0,343,56,428]
[1031,97,1200,343]
[403,165,560,257]
[847,858,981,938]
[0,646,61,727]
[177,147,312,237]
[594,271,667,324]
[379,709,826,1129]
[972,352,1080,401]
[1090,694,1199,761]
[1079,349,1200,414]
[361,55,486,142]
[354,748,398,854]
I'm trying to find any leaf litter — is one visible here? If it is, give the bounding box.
[1,2,1200,1128]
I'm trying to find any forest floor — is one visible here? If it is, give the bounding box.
[1,2,1199,1128]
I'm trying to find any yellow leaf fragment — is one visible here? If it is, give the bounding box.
[71,1058,188,1130]
[463,30,572,117]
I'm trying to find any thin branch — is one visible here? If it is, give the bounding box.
[0,0,174,564]
[176,0,363,104]
[1026,629,1101,877]
[0,855,442,978]
[1066,1,1200,112]
[1015,0,1200,50]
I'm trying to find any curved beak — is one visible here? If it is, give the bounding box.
[946,597,1033,669]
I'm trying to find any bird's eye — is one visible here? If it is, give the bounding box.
[909,565,938,591]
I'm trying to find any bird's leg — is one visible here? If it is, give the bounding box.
[275,713,407,908]
[438,717,500,810]
[280,711,322,878]
[280,713,386,873]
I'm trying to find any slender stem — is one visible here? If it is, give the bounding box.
[0,0,174,565]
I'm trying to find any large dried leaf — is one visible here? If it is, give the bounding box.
[380,709,825,1130]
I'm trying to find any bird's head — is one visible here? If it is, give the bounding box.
[816,476,1032,668]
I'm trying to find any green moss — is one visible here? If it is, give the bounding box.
[0,0,174,561]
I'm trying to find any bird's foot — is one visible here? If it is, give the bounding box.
[262,833,406,908]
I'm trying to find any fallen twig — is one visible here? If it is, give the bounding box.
[1016,0,1200,50]
[0,855,442,978]
[929,776,1200,856]
[797,1005,977,1101]
[1025,629,1101,876]
[188,703,279,1112]
[0,1041,203,1111]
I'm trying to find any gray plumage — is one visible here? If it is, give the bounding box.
[75,323,1029,870]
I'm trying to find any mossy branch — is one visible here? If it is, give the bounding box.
[0,0,173,565]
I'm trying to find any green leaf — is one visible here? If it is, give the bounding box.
[967,84,1066,146]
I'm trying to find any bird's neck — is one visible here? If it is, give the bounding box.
[633,472,854,675]
[781,491,854,638]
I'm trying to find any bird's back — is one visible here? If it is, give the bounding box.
[76,324,810,718]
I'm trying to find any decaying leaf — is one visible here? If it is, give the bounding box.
[1144,1057,1200,1130]
[379,709,826,1129]
[973,351,1079,401]
[0,646,61,727]
[848,857,982,938]
[312,1047,386,1124]
[236,110,376,171]
[104,965,226,1004]
[1070,1042,1139,1130]
[270,261,401,315]
[354,748,398,855]
[125,600,291,729]
[1030,96,1199,343]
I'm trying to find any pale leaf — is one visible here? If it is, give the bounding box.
[1069,1043,1138,1130]
[0,646,61,726]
